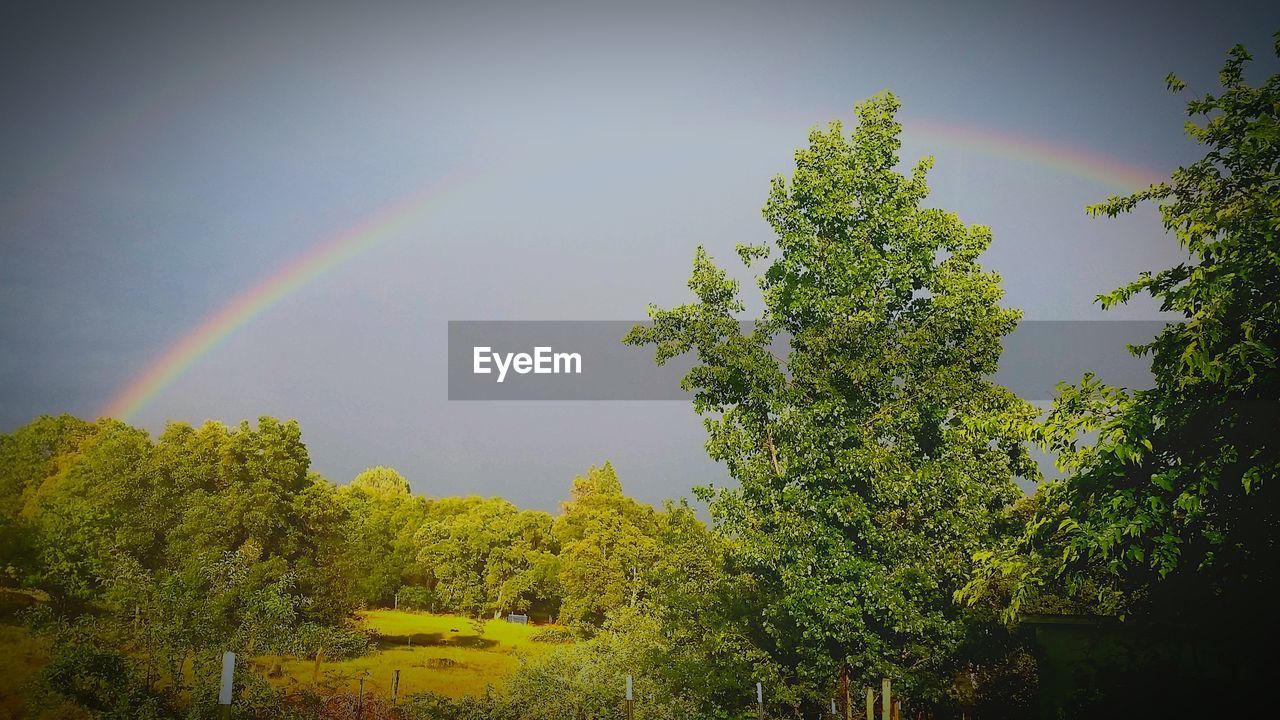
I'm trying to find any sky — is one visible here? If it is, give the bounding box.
[1,0,1276,509]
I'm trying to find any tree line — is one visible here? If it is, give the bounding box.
[0,416,694,629]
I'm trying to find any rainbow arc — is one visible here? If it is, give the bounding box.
[101,120,1165,421]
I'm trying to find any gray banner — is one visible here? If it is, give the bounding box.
[447,320,1165,401]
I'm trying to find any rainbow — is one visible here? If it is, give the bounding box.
[901,118,1162,190]
[101,119,1166,422]
[100,170,483,421]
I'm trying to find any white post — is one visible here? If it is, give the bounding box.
[757,681,764,719]
[218,651,235,717]
[832,698,838,715]
[625,674,635,720]
[881,678,891,720]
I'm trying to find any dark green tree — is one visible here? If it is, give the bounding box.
[964,38,1280,711]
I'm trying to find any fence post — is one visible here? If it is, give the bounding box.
[392,669,400,705]
[866,687,874,720]
[218,651,235,720]
[625,674,634,720]
[757,681,765,720]
[881,679,891,720]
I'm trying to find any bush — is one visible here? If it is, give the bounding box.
[528,627,577,644]
[29,642,173,720]
[291,621,373,660]
[400,691,506,720]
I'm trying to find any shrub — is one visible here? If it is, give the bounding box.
[400,691,506,720]
[29,643,173,720]
[528,627,577,644]
[291,621,373,660]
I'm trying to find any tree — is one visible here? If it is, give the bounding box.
[486,508,558,618]
[0,414,95,516]
[12,418,154,603]
[964,37,1280,711]
[554,462,662,628]
[0,414,364,710]
[411,496,556,618]
[626,93,1038,709]
[350,466,412,497]
[338,466,425,607]
[630,501,772,717]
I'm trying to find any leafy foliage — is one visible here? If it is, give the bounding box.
[967,37,1280,622]
[553,463,662,627]
[960,36,1280,717]
[626,93,1039,710]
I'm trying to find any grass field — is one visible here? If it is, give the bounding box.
[266,610,573,699]
[0,608,571,718]
[0,623,54,720]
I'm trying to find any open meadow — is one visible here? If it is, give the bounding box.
[0,607,572,718]
[267,610,573,699]
[0,623,49,719]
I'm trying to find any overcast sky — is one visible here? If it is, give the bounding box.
[2,0,1276,509]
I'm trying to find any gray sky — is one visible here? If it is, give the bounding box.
[1,0,1276,509]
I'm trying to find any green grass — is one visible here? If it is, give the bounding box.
[0,623,53,720]
[0,606,566,715]
[0,589,55,719]
[266,610,573,699]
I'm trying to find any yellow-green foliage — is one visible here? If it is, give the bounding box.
[267,610,572,699]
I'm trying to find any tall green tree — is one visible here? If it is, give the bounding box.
[627,93,1038,708]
